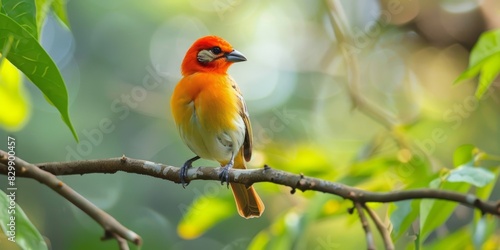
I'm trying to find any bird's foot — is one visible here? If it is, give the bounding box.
[218,161,234,188]
[180,156,200,188]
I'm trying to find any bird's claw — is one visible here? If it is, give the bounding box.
[180,162,191,188]
[180,156,200,188]
[218,168,230,188]
[219,162,233,188]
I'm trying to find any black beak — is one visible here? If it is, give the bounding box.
[225,50,247,62]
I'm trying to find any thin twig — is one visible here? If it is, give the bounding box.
[354,202,376,250]
[103,232,130,250]
[364,204,395,250]
[0,150,142,248]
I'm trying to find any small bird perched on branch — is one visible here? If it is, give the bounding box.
[170,36,265,218]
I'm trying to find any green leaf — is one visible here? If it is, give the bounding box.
[390,200,419,241]
[469,30,500,67]
[0,13,78,140]
[423,226,471,250]
[50,0,69,29]
[447,165,494,187]
[453,144,475,167]
[420,178,470,242]
[475,54,500,98]
[455,63,482,84]
[2,0,38,39]
[472,213,497,250]
[473,216,487,249]
[454,30,500,99]
[476,168,500,200]
[0,190,48,250]
[35,0,54,36]
[177,195,233,239]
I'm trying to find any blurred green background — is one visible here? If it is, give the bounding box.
[1,0,500,249]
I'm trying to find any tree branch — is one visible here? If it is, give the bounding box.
[0,150,141,249]
[352,202,375,250]
[364,204,394,250]
[1,151,499,249]
[1,153,498,215]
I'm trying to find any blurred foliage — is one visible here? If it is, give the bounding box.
[455,29,500,99]
[1,0,500,249]
[0,58,29,130]
[177,194,234,240]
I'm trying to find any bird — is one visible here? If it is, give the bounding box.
[170,35,265,218]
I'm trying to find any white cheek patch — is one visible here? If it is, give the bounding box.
[197,50,215,63]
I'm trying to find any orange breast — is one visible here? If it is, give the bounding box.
[171,72,240,134]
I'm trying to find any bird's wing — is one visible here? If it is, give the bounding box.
[231,80,252,162]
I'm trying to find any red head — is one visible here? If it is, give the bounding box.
[181,36,247,76]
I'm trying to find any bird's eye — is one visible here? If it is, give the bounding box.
[211,46,222,54]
